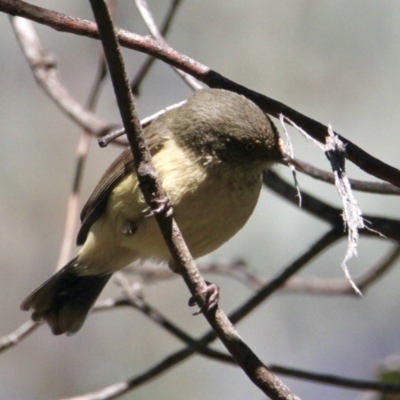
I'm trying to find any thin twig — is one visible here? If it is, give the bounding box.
[284,244,400,294]
[90,295,400,396]
[268,364,400,393]
[263,171,400,243]
[125,245,400,296]
[55,131,92,270]
[291,158,400,195]
[59,346,400,400]
[0,319,39,354]
[123,259,251,285]
[64,292,400,398]
[45,232,398,398]
[56,7,112,270]
[10,16,114,137]
[131,0,185,95]
[95,285,228,361]
[134,0,201,91]
[228,228,342,324]
[98,100,186,147]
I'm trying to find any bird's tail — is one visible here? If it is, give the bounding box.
[21,258,112,335]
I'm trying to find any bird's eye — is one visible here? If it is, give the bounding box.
[244,143,255,151]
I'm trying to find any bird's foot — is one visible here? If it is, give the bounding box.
[189,281,219,315]
[144,196,173,218]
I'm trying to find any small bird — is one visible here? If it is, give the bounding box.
[21,88,283,335]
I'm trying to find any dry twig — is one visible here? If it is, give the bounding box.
[133,0,201,91]
[10,16,114,137]
[130,0,184,94]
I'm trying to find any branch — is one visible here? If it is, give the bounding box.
[60,348,400,400]
[98,100,186,147]
[0,319,38,354]
[292,158,400,195]
[10,16,114,137]
[263,171,400,243]
[73,295,400,399]
[56,32,111,270]
[2,0,399,187]
[228,229,342,324]
[89,1,299,399]
[130,0,184,95]
[284,245,400,294]
[133,0,201,91]
[268,364,400,393]
[95,284,232,364]
[4,295,400,398]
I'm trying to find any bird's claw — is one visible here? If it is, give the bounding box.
[189,282,219,315]
[144,196,173,218]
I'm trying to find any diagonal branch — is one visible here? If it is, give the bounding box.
[263,171,400,242]
[284,245,400,295]
[89,1,300,399]
[63,294,400,400]
[291,158,400,195]
[130,0,184,95]
[133,0,201,91]
[1,0,399,187]
[55,28,111,270]
[0,319,38,354]
[10,16,114,137]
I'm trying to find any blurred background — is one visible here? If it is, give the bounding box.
[1,1,400,399]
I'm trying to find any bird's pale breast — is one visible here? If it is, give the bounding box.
[78,138,263,273]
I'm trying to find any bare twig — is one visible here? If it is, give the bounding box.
[291,158,400,195]
[70,294,400,398]
[126,245,400,296]
[263,171,400,243]
[10,16,114,137]
[4,290,400,397]
[95,285,229,362]
[0,319,39,354]
[124,259,254,286]
[98,100,185,147]
[58,195,396,399]
[59,346,400,400]
[55,131,92,270]
[134,0,201,90]
[268,364,400,393]
[56,6,113,270]
[284,245,400,295]
[228,229,342,324]
[2,0,399,187]
[131,0,195,94]
[67,293,400,398]
[89,2,300,399]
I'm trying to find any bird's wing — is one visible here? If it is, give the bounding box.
[77,117,171,246]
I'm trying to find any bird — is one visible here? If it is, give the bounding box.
[21,88,283,335]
